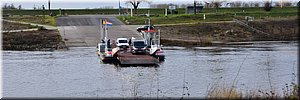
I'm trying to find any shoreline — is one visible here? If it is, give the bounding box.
[160,18,298,47]
[161,38,298,47]
[2,29,67,51]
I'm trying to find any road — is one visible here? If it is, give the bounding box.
[57,15,141,47]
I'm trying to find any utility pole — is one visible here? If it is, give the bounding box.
[118,0,121,15]
[194,0,197,14]
[42,5,45,23]
[48,0,50,11]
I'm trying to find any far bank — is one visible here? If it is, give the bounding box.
[159,18,298,47]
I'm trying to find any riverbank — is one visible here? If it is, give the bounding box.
[4,15,57,26]
[2,21,67,51]
[3,21,38,30]
[159,18,298,47]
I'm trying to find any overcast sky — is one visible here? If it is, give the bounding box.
[1,0,298,9]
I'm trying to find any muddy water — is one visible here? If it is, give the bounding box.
[3,41,298,98]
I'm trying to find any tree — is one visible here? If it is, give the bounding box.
[249,1,255,7]
[18,5,22,10]
[204,0,227,13]
[180,4,187,8]
[283,1,293,7]
[230,1,242,7]
[204,1,210,8]
[33,4,37,10]
[3,3,8,9]
[275,1,281,7]
[242,2,249,7]
[9,3,16,9]
[155,4,168,8]
[254,2,260,7]
[2,3,17,9]
[264,1,272,11]
[125,0,151,15]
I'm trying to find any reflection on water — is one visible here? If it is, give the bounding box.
[3,41,298,98]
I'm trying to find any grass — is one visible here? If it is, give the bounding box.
[117,6,298,25]
[118,13,234,25]
[3,8,180,15]
[207,82,299,99]
[3,7,297,25]
[207,87,242,99]
[6,15,57,26]
[3,6,297,15]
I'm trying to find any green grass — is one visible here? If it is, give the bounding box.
[3,8,180,15]
[3,6,298,25]
[117,6,298,25]
[6,15,57,26]
[4,6,297,16]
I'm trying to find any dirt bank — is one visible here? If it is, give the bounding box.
[3,21,38,31]
[160,19,298,46]
[3,29,67,51]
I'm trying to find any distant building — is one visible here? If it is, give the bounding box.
[186,6,203,14]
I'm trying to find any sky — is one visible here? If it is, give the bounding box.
[1,0,298,9]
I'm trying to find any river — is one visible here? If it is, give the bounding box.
[3,41,298,98]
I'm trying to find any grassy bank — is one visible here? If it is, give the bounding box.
[3,8,181,15]
[3,7,297,16]
[5,15,57,26]
[159,19,298,46]
[118,7,297,25]
[3,7,297,26]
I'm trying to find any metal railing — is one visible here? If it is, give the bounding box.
[233,18,269,36]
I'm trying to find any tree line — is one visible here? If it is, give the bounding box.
[2,3,22,10]
[150,1,298,8]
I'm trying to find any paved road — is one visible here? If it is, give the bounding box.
[57,15,142,47]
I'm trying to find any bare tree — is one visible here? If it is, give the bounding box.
[230,1,242,7]
[242,2,249,7]
[249,1,255,7]
[204,0,227,13]
[180,4,187,8]
[10,3,16,9]
[154,4,168,8]
[2,3,17,9]
[293,1,298,6]
[283,1,293,7]
[254,2,260,7]
[125,0,151,15]
[18,5,22,10]
[204,1,210,8]
[275,1,281,7]
[3,3,8,9]
[33,4,37,10]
